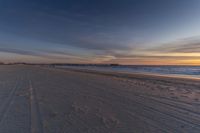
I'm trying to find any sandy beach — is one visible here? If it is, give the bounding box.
[0,65,200,133]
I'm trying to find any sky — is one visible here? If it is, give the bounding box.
[0,0,200,65]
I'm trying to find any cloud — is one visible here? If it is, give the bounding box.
[102,55,200,65]
[0,3,139,52]
[149,37,200,53]
[0,47,101,63]
[0,48,43,57]
[73,36,132,50]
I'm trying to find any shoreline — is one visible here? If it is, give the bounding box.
[54,66,200,81]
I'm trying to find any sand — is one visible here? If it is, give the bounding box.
[0,65,199,133]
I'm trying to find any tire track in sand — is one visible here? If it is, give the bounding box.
[29,80,43,133]
[0,78,20,126]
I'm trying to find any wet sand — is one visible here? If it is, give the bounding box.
[0,65,200,133]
